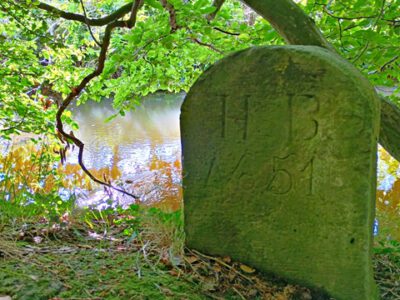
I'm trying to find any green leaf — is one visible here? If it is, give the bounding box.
[104,114,118,123]
[200,6,216,14]
[145,0,163,10]
[194,0,209,10]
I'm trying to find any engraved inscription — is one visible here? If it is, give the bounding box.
[231,153,246,176]
[215,93,319,196]
[219,95,250,140]
[266,155,315,195]
[301,158,314,195]
[267,155,293,195]
[299,94,319,140]
[289,94,320,142]
[205,157,216,185]
[220,93,319,142]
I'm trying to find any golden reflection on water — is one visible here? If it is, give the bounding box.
[377,147,400,239]
[62,93,184,210]
[0,144,55,197]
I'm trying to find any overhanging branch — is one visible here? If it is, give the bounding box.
[36,1,134,26]
[55,0,143,200]
[79,0,102,47]
[240,0,336,52]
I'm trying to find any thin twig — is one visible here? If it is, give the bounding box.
[36,1,135,26]
[55,1,143,200]
[322,5,377,20]
[79,0,102,47]
[232,287,246,300]
[380,55,399,72]
[0,2,53,42]
[191,37,224,54]
[319,2,399,25]
[352,0,386,63]
[1,107,29,133]
[352,41,369,63]
[213,26,240,36]
[188,248,254,283]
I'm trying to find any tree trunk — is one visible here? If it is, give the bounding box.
[241,0,400,161]
[240,0,335,51]
[380,97,400,160]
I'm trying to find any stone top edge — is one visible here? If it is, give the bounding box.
[194,45,377,101]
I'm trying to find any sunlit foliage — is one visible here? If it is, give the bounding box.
[301,0,399,96]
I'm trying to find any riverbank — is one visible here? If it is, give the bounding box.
[0,206,399,300]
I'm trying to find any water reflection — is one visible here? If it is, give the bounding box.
[2,92,400,238]
[64,93,184,210]
[377,147,400,239]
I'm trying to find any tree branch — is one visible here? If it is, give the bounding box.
[318,3,399,25]
[191,37,224,54]
[240,0,336,52]
[321,5,377,20]
[79,0,102,46]
[160,0,180,32]
[213,26,240,36]
[380,96,400,161]
[127,0,143,28]
[1,110,29,133]
[36,1,134,26]
[380,56,399,72]
[55,0,143,200]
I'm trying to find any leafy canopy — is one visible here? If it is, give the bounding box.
[1,0,398,138]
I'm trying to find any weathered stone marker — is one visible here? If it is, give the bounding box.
[180,46,380,300]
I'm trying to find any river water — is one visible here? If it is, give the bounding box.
[64,93,184,211]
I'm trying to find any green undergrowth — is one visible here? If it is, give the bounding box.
[373,240,400,299]
[1,250,205,300]
[0,204,399,300]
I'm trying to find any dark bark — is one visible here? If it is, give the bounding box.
[37,1,134,26]
[241,0,400,161]
[240,0,335,51]
[160,0,180,32]
[380,97,400,160]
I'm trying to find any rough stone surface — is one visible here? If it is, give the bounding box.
[180,46,380,300]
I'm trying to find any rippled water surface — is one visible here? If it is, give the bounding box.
[65,93,184,210]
